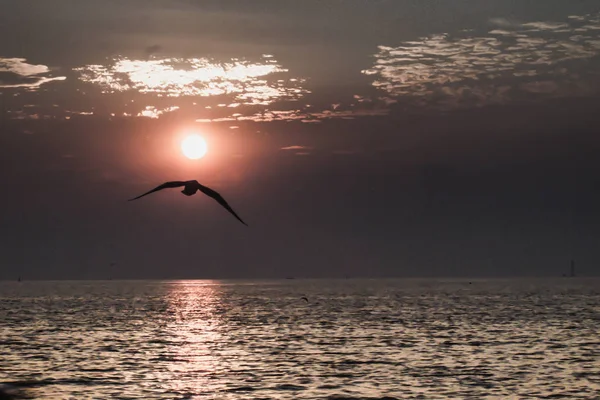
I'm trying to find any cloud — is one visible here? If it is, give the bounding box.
[193,106,388,123]
[281,145,312,150]
[362,12,600,110]
[137,106,180,118]
[73,55,308,105]
[69,54,393,123]
[0,58,66,89]
[522,22,570,31]
[489,17,522,29]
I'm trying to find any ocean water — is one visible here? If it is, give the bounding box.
[1,278,599,399]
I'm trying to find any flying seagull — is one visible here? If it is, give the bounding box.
[128,180,248,226]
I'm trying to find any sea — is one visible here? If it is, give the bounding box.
[1,278,599,399]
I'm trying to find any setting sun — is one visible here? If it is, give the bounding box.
[181,134,208,159]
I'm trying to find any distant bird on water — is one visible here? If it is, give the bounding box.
[128,180,248,226]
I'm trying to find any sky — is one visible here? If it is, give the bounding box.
[1,0,600,279]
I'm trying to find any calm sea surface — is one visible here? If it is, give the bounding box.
[1,279,599,399]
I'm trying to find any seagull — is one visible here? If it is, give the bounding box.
[128,180,248,226]
[301,296,309,303]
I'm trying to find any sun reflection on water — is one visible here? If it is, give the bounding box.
[159,281,225,395]
[74,56,308,105]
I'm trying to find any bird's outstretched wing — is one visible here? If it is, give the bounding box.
[128,181,187,201]
[197,183,248,226]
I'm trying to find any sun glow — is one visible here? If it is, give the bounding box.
[181,134,208,160]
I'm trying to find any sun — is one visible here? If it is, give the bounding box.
[181,134,208,160]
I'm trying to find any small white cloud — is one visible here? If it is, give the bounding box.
[522,22,570,31]
[281,145,312,150]
[0,57,66,89]
[137,106,179,118]
[489,17,521,29]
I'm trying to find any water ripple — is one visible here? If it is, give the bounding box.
[1,278,599,399]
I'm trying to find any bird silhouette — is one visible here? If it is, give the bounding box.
[301,296,309,303]
[128,180,248,226]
